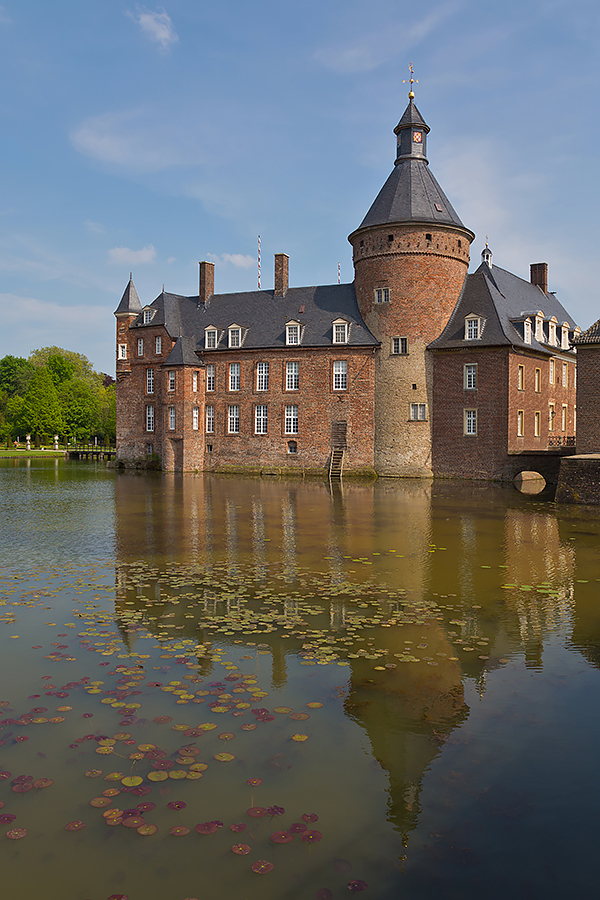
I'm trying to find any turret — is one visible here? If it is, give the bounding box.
[114,275,142,377]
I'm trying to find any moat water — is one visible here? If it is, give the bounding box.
[1,459,600,900]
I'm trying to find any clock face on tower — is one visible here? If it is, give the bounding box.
[413,131,422,143]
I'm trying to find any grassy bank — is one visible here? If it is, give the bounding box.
[0,449,67,458]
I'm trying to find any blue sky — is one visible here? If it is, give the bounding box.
[0,0,598,374]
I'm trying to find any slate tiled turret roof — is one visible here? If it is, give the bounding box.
[114,276,142,315]
[129,283,379,354]
[428,261,577,354]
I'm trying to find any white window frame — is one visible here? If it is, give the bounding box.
[284,404,299,434]
[464,408,477,435]
[168,406,176,431]
[374,287,390,304]
[534,411,541,437]
[518,365,524,391]
[535,368,541,393]
[548,319,557,346]
[137,338,144,357]
[409,403,427,421]
[517,409,524,436]
[286,323,300,346]
[206,405,214,434]
[561,404,567,432]
[205,328,217,349]
[146,405,154,432]
[561,325,570,350]
[333,322,348,344]
[118,344,127,359]
[524,319,532,344]
[168,370,175,392]
[392,337,408,355]
[562,363,568,388]
[146,369,154,394]
[465,317,481,340]
[535,314,544,342]
[256,362,269,391]
[192,371,198,392]
[192,407,199,430]
[286,361,299,391]
[464,364,477,390]
[333,360,347,391]
[143,309,153,325]
[255,404,268,434]
[229,362,240,391]
[549,359,555,384]
[228,404,240,434]
[549,403,555,432]
[206,364,215,392]
[228,326,241,348]
[155,336,162,355]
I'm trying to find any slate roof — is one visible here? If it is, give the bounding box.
[114,277,142,315]
[573,317,600,345]
[129,283,379,356]
[395,100,429,132]
[428,261,578,354]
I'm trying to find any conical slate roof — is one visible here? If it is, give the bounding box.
[114,277,142,315]
[395,99,429,132]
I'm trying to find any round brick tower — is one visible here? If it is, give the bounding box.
[349,93,475,476]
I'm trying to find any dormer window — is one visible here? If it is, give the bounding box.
[228,325,242,348]
[535,312,545,342]
[143,309,154,325]
[561,323,570,350]
[286,321,301,345]
[524,318,532,344]
[333,320,348,344]
[205,327,217,349]
[465,316,482,340]
[374,288,390,304]
[548,317,557,346]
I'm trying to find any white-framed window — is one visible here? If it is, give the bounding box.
[535,314,544,342]
[205,328,217,349]
[524,319,532,344]
[517,409,524,436]
[146,405,154,432]
[561,404,567,432]
[228,326,241,348]
[168,406,176,431]
[549,359,555,384]
[548,319,557,346]
[286,323,300,345]
[155,336,162,355]
[192,371,198,392]
[257,362,269,391]
[464,364,477,390]
[143,309,153,325]
[409,403,427,421]
[168,371,175,391]
[464,408,477,435]
[333,360,347,390]
[286,361,299,391]
[549,402,555,432]
[534,411,541,437]
[146,369,154,394]
[229,362,240,391]
[285,404,299,434]
[255,405,268,434]
[535,368,541,392]
[374,288,390,304]
[465,317,481,340]
[118,344,127,359]
[206,364,215,392]
[206,405,214,433]
[333,322,348,344]
[518,365,524,391]
[192,407,199,430]
[562,363,568,388]
[228,404,240,434]
[561,325,570,350]
[137,338,144,357]
[392,337,408,355]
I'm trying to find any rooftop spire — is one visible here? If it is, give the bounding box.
[402,62,418,100]
[114,274,142,316]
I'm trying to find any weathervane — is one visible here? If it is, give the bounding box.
[403,63,418,99]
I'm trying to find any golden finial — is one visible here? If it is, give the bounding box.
[403,63,418,100]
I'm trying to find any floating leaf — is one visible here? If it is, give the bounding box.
[33,778,53,789]
[6,828,27,840]
[289,713,309,721]
[65,821,86,831]
[167,801,187,810]
[306,703,323,709]
[347,881,368,892]
[247,807,266,818]
[195,822,218,835]
[121,776,143,787]
[147,772,168,782]
[251,860,274,874]
[291,734,308,742]
[271,831,293,844]
[230,823,246,833]
[218,733,235,741]
[214,753,235,762]
[231,842,251,855]
[90,797,113,808]
[137,823,158,835]
[289,823,307,834]
[122,816,146,828]
[85,769,103,778]
[273,707,292,714]
[246,778,262,786]
[168,770,188,780]
[301,830,322,843]
[302,813,319,823]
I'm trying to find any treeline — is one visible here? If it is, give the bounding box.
[0,347,115,445]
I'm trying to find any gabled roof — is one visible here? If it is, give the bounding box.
[164,335,202,367]
[129,283,379,353]
[573,317,600,345]
[114,277,142,315]
[428,262,577,354]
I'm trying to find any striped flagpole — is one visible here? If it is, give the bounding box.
[338,262,341,284]
[258,235,261,290]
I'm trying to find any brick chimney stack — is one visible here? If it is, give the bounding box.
[274,253,289,297]
[199,261,214,305]
[530,262,548,294]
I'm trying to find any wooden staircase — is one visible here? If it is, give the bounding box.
[329,447,344,479]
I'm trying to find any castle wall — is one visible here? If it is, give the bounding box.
[575,345,600,454]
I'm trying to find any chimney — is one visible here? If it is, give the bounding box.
[274,253,289,297]
[530,262,548,294]
[199,261,214,305]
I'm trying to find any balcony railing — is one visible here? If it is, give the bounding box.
[548,435,576,448]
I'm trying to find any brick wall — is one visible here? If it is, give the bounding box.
[575,345,600,453]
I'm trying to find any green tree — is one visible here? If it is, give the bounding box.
[97,383,116,443]
[29,347,97,388]
[58,379,100,442]
[0,355,35,397]
[21,368,63,442]
[47,354,75,387]
[5,395,24,438]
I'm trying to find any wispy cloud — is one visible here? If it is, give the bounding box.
[127,6,178,53]
[108,245,156,266]
[314,2,461,73]
[207,252,255,270]
[84,220,105,234]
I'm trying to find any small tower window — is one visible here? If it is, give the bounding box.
[118,344,127,359]
[143,309,153,324]
[391,337,408,355]
[333,322,348,344]
[465,316,482,340]
[374,288,390,304]
[205,327,217,349]
[286,322,301,345]
[228,326,242,348]
[524,319,532,344]
[425,233,432,242]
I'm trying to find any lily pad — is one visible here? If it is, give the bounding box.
[231,842,251,854]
